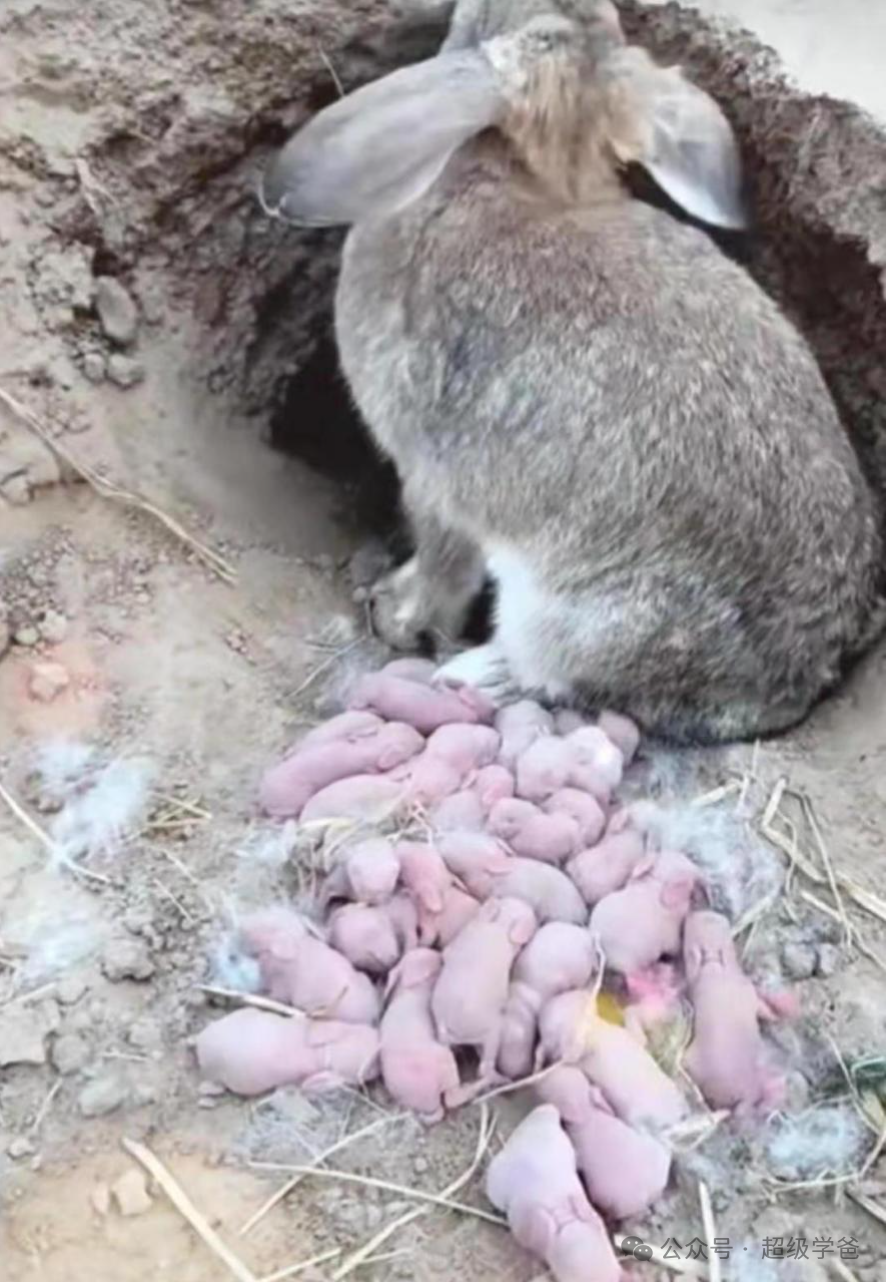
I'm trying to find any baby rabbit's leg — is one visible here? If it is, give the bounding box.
[371,508,485,650]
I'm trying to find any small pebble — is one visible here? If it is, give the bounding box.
[112,1168,153,1216]
[0,1009,48,1066]
[107,354,145,388]
[815,943,840,977]
[101,938,155,982]
[38,609,68,643]
[780,940,817,981]
[29,660,70,702]
[57,975,88,1005]
[51,1032,91,1075]
[82,351,107,383]
[13,624,39,647]
[95,277,139,346]
[78,1072,129,1118]
[7,1137,36,1160]
[128,1018,162,1051]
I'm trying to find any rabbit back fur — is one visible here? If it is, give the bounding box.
[337,139,879,742]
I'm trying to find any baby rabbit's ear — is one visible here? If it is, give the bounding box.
[640,65,747,229]
[262,50,502,226]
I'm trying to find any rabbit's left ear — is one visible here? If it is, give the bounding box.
[262,49,502,226]
[612,54,747,229]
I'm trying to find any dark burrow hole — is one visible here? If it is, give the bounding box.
[245,4,883,640]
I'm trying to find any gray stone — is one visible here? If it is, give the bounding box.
[82,351,107,383]
[78,1073,129,1117]
[0,1008,48,1066]
[101,938,155,982]
[95,277,139,346]
[13,624,39,647]
[106,354,145,388]
[37,609,68,644]
[7,1136,36,1159]
[781,940,817,980]
[56,975,88,1006]
[128,1018,161,1051]
[51,1032,91,1076]
[816,943,840,976]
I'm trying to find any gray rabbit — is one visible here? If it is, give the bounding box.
[263,0,881,744]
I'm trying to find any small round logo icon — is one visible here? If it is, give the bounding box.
[620,1236,653,1261]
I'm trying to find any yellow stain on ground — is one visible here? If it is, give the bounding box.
[596,992,624,1026]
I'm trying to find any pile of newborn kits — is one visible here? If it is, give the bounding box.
[196,659,788,1282]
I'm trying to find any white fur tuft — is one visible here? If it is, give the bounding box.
[33,742,155,868]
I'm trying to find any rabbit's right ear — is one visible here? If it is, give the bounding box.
[612,55,747,229]
[262,50,502,226]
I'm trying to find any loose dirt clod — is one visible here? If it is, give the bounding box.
[111,1168,153,1217]
[101,938,156,982]
[0,1007,50,1066]
[95,278,140,348]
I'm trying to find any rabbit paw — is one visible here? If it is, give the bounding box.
[435,643,516,706]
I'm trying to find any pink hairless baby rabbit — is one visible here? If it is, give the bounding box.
[538,989,687,1131]
[431,896,537,1104]
[496,700,554,770]
[260,720,423,818]
[349,671,494,732]
[486,1104,623,1282]
[488,797,580,864]
[437,832,586,923]
[566,809,647,906]
[327,898,416,974]
[398,722,501,807]
[238,908,379,1024]
[498,923,596,1079]
[196,1007,379,1096]
[380,948,460,1122]
[321,836,401,908]
[589,849,699,974]
[536,1066,671,1219]
[683,910,787,1112]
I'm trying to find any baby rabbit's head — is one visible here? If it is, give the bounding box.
[263,0,744,229]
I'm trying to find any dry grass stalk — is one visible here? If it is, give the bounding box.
[845,1187,886,1225]
[330,1104,494,1280]
[197,985,301,1018]
[248,1161,506,1226]
[760,781,885,922]
[122,1137,256,1281]
[289,638,363,700]
[239,1114,408,1236]
[697,1181,721,1283]
[0,383,237,583]
[260,1248,341,1282]
[612,1235,704,1277]
[0,779,109,884]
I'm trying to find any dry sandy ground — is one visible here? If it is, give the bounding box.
[0,2,884,1281]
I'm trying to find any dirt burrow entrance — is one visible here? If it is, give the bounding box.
[0,2,884,1280]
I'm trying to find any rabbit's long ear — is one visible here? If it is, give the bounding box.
[613,58,746,229]
[642,67,746,229]
[262,50,502,226]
